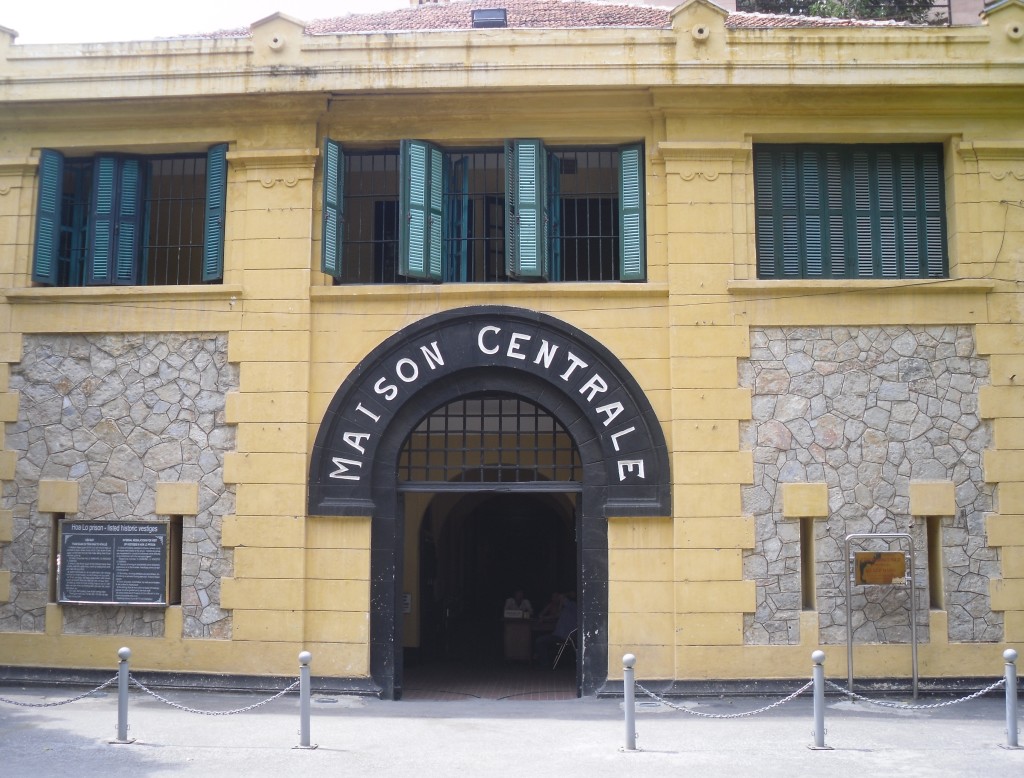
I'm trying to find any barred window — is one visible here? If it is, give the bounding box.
[323,139,645,284]
[33,146,227,287]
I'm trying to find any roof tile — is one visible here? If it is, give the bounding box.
[195,0,917,38]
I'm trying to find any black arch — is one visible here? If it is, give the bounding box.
[308,306,671,698]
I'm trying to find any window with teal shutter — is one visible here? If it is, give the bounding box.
[754,143,947,279]
[321,139,345,278]
[330,139,645,285]
[399,140,443,281]
[619,144,645,281]
[203,144,228,283]
[32,145,227,287]
[32,149,64,285]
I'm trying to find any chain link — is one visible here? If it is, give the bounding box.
[635,680,814,719]
[0,676,118,708]
[825,678,1007,710]
[129,675,300,716]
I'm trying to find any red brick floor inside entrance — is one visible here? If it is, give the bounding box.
[402,660,577,701]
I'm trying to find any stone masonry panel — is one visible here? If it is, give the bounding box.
[0,334,237,639]
[739,326,999,646]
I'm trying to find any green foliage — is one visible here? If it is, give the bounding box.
[736,0,945,24]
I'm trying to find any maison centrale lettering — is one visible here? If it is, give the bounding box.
[327,323,645,484]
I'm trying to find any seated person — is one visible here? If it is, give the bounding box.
[536,592,562,630]
[534,592,577,665]
[503,589,533,618]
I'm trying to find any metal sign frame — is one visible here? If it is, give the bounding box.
[844,532,918,699]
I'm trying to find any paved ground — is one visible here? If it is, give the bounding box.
[1,681,1022,777]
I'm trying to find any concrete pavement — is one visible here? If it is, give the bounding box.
[2,681,1022,777]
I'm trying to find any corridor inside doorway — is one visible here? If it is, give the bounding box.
[404,491,579,700]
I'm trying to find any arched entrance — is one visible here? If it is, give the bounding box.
[309,306,671,699]
[402,394,581,696]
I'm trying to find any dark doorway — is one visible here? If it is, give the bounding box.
[407,491,579,699]
[418,492,576,663]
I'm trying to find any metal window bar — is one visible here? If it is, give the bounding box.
[551,149,619,282]
[58,159,92,287]
[339,151,404,284]
[444,150,506,282]
[398,394,581,484]
[144,155,207,285]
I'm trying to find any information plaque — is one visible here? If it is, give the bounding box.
[854,551,908,586]
[58,521,168,605]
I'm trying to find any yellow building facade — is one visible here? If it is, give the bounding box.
[0,0,1022,698]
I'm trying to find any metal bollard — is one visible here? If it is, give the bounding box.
[809,650,832,750]
[1004,649,1020,750]
[294,651,318,750]
[109,646,135,745]
[623,653,637,751]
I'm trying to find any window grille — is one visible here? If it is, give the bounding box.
[331,143,635,284]
[144,155,208,285]
[398,394,581,484]
[33,147,225,287]
[551,149,620,282]
[337,150,402,283]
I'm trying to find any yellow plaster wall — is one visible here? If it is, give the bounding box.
[0,5,1021,687]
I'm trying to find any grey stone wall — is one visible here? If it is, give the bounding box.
[739,326,999,646]
[0,334,237,638]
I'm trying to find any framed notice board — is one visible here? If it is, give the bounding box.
[853,551,908,586]
[58,521,168,605]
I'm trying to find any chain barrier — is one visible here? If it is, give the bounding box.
[825,678,1007,710]
[635,680,814,719]
[0,676,118,708]
[129,675,300,716]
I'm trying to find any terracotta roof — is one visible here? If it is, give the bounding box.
[308,0,670,33]
[196,0,916,38]
[726,10,910,27]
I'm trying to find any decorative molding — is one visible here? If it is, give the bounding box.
[259,175,299,188]
[677,170,721,181]
[988,170,1024,181]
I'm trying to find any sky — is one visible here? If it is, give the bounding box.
[2,1,409,44]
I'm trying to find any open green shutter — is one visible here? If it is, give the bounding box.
[321,139,344,278]
[32,149,64,285]
[399,140,442,281]
[428,145,444,279]
[113,158,143,284]
[203,143,228,282]
[505,139,548,280]
[86,156,118,284]
[618,144,645,281]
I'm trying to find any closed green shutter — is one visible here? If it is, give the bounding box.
[321,138,344,278]
[87,156,143,285]
[754,150,778,278]
[399,140,443,281]
[755,144,946,280]
[505,139,548,280]
[202,143,228,282]
[619,144,645,281]
[32,149,64,285]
